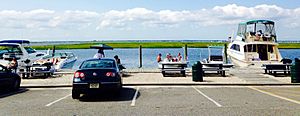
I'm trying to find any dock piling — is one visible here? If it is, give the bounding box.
[139,45,142,68]
[184,44,188,61]
[224,44,228,63]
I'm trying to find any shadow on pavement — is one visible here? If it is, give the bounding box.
[0,88,28,98]
[163,73,186,77]
[270,74,290,77]
[21,75,61,79]
[122,73,133,78]
[203,73,227,77]
[78,87,140,102]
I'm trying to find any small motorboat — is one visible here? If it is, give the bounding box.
[34,52,77,70]
[202,46,234,68]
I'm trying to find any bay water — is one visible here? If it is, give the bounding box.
[38,48,300,70]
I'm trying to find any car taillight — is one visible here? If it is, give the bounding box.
[106,72,116,77]
[74,72,85,78]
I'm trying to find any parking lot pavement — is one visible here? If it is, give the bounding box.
[249,86,300,104]
[0,86,300,115]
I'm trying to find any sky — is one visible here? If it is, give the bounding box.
[0,0,300,41]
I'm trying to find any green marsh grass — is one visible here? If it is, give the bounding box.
[31,42,300,50]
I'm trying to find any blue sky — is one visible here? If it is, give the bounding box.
[0,0,300,41]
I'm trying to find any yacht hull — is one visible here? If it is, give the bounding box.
[228,55,281,67]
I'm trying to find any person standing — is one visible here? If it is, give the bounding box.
[93,49,105,58]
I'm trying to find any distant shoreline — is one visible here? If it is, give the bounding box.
[31,41,300,50]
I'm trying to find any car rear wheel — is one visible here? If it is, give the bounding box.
[114,82,122,95]
[11,78,21,91]
[72,90,80,99]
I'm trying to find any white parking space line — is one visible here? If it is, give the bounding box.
[45,94,71,107]
[249,87,300,105]
[130,87,139,107]
[192,86,222,107]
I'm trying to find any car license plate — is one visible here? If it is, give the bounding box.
[89,83,99,88]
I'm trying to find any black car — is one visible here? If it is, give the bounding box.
[0,64,21,91]
[72,58,122,99]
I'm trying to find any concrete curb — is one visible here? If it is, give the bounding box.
[21,83,300,88]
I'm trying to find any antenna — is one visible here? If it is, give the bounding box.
[228,29,235,42]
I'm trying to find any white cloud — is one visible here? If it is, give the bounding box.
[49,10,99,29]
[0,4,300,32]
[97,4,300,29]
[0,9,100,30]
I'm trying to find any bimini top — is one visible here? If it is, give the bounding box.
[0,43,19,47]
[0,40,30,44]
[239,20,274,25]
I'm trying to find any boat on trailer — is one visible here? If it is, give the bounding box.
[227,20,282,67]
[0,40,47,69]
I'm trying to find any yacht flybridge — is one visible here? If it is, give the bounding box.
[227,20,282,67]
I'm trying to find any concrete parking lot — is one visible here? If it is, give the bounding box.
[0,86,299,116]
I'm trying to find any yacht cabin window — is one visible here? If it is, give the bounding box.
[244,44,274,53]
[230,44,240,51]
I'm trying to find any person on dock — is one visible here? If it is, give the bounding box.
[93,49,105,58]
[114,55,125,70]
[164,53,172,62]
[177,53,182,62]
[8,58,18,73]
[114,55,121,64]
[156,53,162,63]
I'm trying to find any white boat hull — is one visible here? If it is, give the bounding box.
[54,58,77,70]
[228,55,281,67]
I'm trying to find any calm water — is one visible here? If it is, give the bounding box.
[38,48,300,69]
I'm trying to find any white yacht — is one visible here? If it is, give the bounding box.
[227,20,282,67]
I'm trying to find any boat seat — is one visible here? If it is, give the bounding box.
[202,63,226,77]
[210,55,223,61]
[264,64,291,76]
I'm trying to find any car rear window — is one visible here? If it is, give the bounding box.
[80,60,115,69]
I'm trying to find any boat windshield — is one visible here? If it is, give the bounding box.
[208,46,223,56]
[42,52,75,59]
[24,47,37,54]
[237,20,277,42]
[0,45,23,59]
[246,22,276,37]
